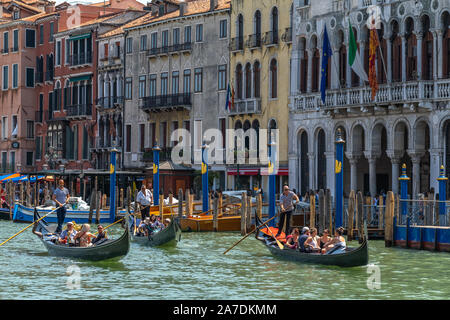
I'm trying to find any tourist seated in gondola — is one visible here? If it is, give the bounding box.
[163,218,171,229]
[321,227,346,255]
[59,222,77,245]
[73,224,96,247]
[136,217,150,236]
[304,228,321,253]
[285,228,300,249]
[155,216,165,230]
[92,225,108,245]
[319,229,332,249]
[298,227,310,252]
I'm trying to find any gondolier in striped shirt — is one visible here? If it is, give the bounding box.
[275,185,299,237]
[136,184,153,220]
[52,179,70,234]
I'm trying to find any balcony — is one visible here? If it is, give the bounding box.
[281,28,292,44]
[99,54,123,69]
[290,80,449,113]
[96,96,124,109]
[228,98,262,116]
[69,52,93,66]
[1,48,8,54]
[91,136,122,151]
[264,31,279,47]
[147,42,192,57]
[10,46,18,53]
[247,34,262,49]
[142,147,172,163]
[140,93,192,113]
[66,103,93,119]
[230,37,244,53]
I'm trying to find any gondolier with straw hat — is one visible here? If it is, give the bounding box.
[137,183,152,220]
[275,185,299,238]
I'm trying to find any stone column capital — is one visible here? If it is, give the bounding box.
[386,149,403,162]
[307,152,315,160]
[345,152,361,161]
[364,150,380,161]
[407,149,425,162]
[324,151,335,159]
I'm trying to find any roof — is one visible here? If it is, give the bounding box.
[99,11,151,38]
[7,0,44,14]
[125,0,230,30]
[58,11,123,32]
[20,11,57,22]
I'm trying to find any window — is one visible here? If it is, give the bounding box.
[151,32,158,49]
[270,59,277,98]
[253,61,260,98]
[82,127,88,160]
[161,72,168,95]
[219,20,227,38]
[183,69,191,93]
[126,125,131,152]
[126,37,133,53]
[49,22,54,42]
[56,41,61,66]
[35,137,42,160]
[2,65,8,90]
[196,24,203,42]
[245,63,251,98]
[125,77,132,99]
[12,64,18,89]
[1,117,7,139]
[160,122,167,148]
[38,93,44,122]
[11,115,17,138]
[10,152,15,172]
[3,32,8,53]
[25,29,36,48]
[162,30,169,48]
[26,152,33,166]
[39,25,44,44]
[13,10,19,20]
[139,123,145,152]
[235,64,243,99]
[218,64,226,91]
[26,68,34,87]
[12,29,18,51]
[140,35,147,51]
[184,26,191,43]
[27,121,34,139]
[148,74,157,97]
[139,76,146,98]
[173,28,180,45]
[194,68,202,93]
[172,71,179,94]
[65,39,70,64]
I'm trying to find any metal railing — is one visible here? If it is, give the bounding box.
[45,70,54,82]
[66,103,93,117]
[263,31,279,46]
[247,34,262,48]
[96,96,124,108]
[230,37,244,52]
[35,72,44,83]
[140,93,191,111]
[398,199,450,227]
[282,28,292,43]
[147,42,192,56]
[69,52,93,66]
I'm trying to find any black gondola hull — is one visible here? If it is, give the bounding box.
[129,216,181,247]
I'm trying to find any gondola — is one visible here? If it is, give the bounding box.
[128,215,181,247]
[33,210,130,261]
[0,207,11,220]
[254,214,369,267]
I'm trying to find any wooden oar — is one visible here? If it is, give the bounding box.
[0,206,60,247]
[262,220,285,250]
[223,215,278,255]
[92,217,125,236]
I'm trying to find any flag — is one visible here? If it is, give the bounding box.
[369,28,380,101]
[231,84,235,111]
[225,84,231,111]
[320,26,333,104]
[348,20,368,83]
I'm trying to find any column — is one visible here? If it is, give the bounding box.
[346,42,352,88]
[416,32,423,80]
[318,48,323,91]
[429,149,443,192]
[331,48,340,89]
[288,154,298,191]
[437,29,443,80]
[401,33,407,82]
[307,49,313,93]
[365,151,379,198]
[391,158,400,194]
[359,41,366,87]
[291,50,300,95]
[307,152,315,191]
[103,77,108,108]
[432,30,438,80]
[346,153,359,192]
[325,151,335,196]
[384,35,392,83]
[408,150,424,199]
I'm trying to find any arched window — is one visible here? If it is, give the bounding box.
[338,31,346,87]
[270,59,277,98]
[268,119,277,143]
[405,17,417,80]
[254,10,261,45]
[351,28,360,87]
[311,36,320,92]
[235,64,243,99]
[54,81,61,112]
[391,20,402,82]
[253,61,260,98]
[442,12,450,78]
[245,63,252,99]
[377,24,387,84]
[422,15,433,80]
[271,7,279,44]
[237,14,244,50]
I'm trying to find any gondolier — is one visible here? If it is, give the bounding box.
[52,179,70,234]
[275,185,299,237]
[136,184,152,220]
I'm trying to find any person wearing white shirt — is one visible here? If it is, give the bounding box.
[136,184,153,220]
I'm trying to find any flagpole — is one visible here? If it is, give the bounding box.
[374,29,389,85]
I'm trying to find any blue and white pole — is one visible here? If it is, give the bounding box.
[153,144,161,206]
[398,163,410,224]
[202,144,209,213]
[109,148,118,222]
[437,165,447,226]
[335,128,345,229]
[268,141,277,227]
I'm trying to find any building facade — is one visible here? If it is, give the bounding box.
[228,0,293,194]
[289,0,450,199]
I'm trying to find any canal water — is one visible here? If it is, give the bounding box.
[0,220,449,300]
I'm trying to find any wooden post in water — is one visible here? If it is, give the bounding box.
[88,191,95,224]
[189,194,194,216]
[102,194,107,210]
[218,192,223,216]
[240,192,247,235]
[357,191,364,242]
[178,189,183,219]
[96,190,101,224]
[347,190,355,241]
[119,188,124,209]
[318,189,325,233]
[83,179,87,202]
[384,191,395,247]
[326,189,332,234]
[378,195,384,229]
[185,189,190,216]
[33,180,37,207]
[309,194,316,228]
[126,186,132,214]
[19,183,24,205]
[115,186,119,218]
[247,195,252,232]
[159,194,164,220]
[257,193,262,220]
[8,181,13,219]
[213,196,218,232]
[425,191,434,225]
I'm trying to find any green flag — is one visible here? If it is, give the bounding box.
[348,20,368,82]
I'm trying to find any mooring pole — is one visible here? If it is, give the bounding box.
[437,165,447,227]
[202,143,209,213]
[399,164,410,225]
[335,128,345,229]
[153,144,161,206]
[109,148,118,222]
[268,141,276,227]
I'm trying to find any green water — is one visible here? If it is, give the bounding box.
[0,220,449,300]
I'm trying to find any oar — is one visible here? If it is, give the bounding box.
[223,214,278,255]
[92,217,125,236]
[262,220,285,250]
[0,206,60,247]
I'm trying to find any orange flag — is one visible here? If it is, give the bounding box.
[369,28,379,101]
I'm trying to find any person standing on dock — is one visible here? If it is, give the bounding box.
[52,179,70,234]
[137,184,152,220]
[275,185,299,237]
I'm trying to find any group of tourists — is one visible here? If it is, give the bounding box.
[136,214,170,237]
[276,184,347,255]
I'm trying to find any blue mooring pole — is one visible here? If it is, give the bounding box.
[437,165,447,226]
[335,129,344,229]
[268,141,276,227]
[109,148,117,222]
[153,144,161,206]
[399,163,410,224]
[202,144,209,213]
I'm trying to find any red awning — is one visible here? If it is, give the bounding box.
[227,168,260,176]
[260,167,289,176]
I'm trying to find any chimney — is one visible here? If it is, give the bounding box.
[179,1,186,16]
[210,0,218,11]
